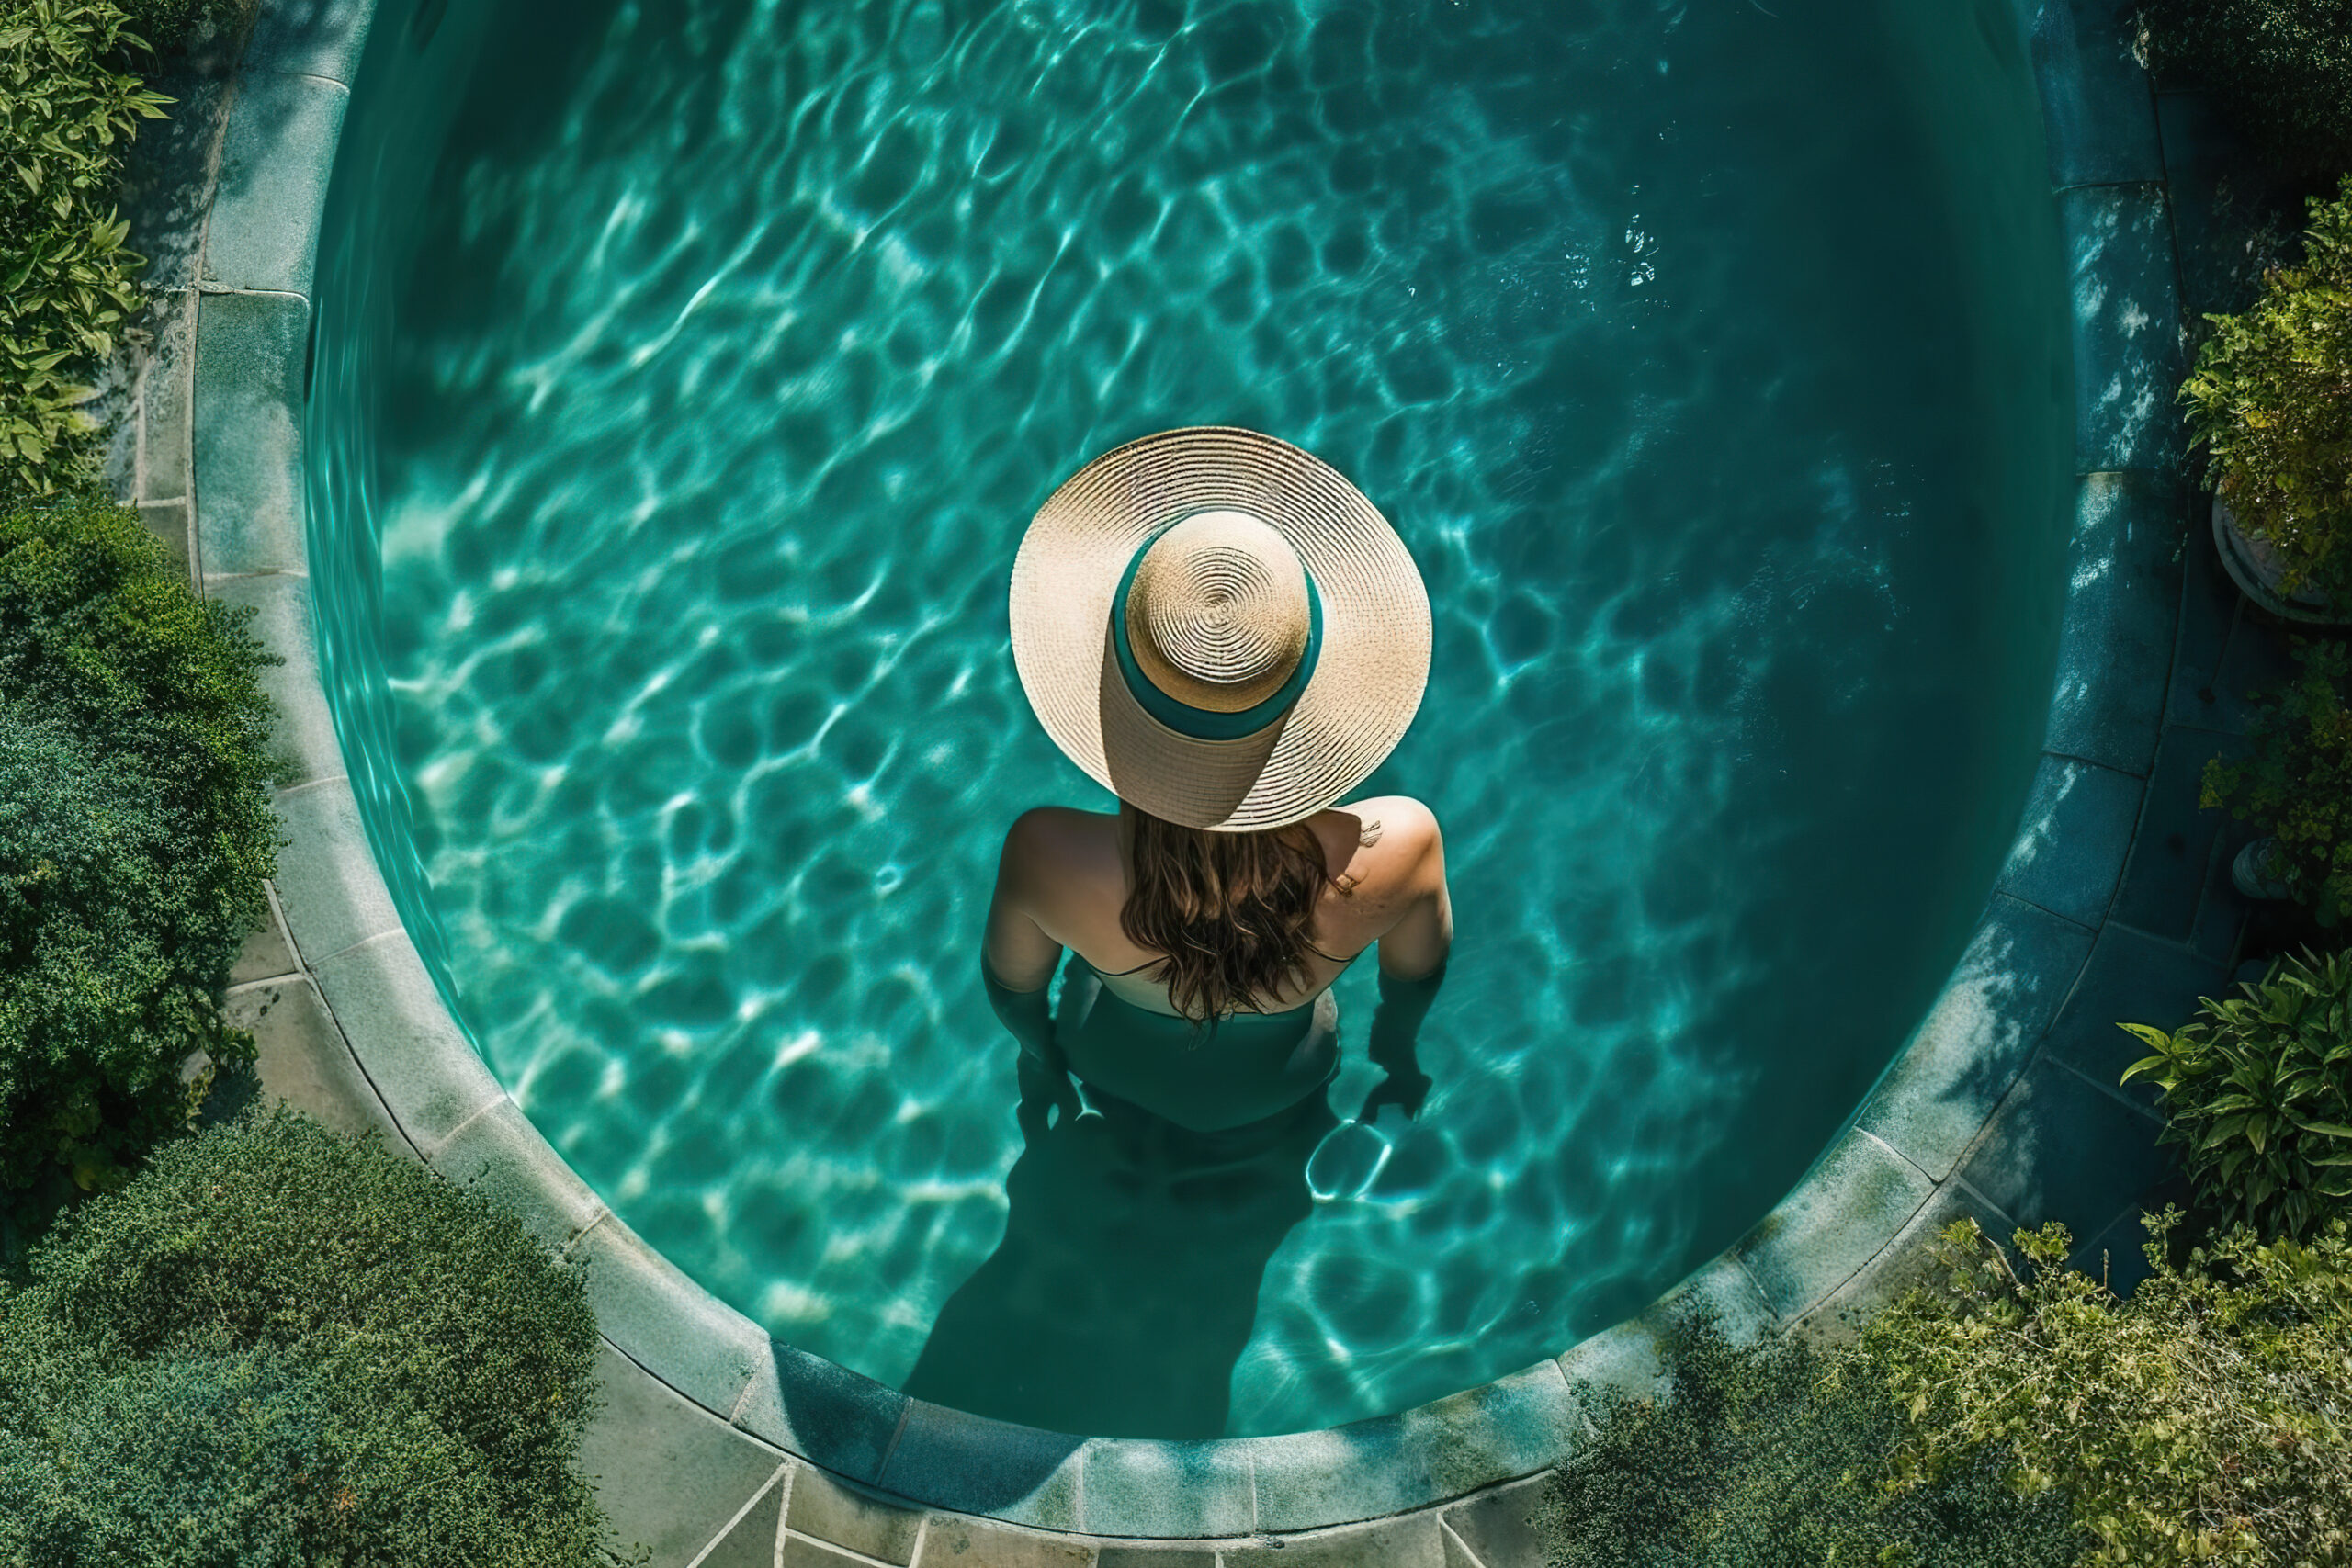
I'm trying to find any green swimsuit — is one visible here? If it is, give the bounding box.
[1054,953,1342,1134]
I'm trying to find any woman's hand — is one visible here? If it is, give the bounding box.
[1015,1053,1084,1144]
[1360,958,1446,1122]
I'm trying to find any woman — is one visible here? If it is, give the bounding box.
[982,795,1451,1135]
[980,425,1453,1136]
[903,429,1451,1436]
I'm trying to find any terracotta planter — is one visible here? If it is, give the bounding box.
[2212,495,2352,626]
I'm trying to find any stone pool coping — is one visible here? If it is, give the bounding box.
[130,0,2258,1553]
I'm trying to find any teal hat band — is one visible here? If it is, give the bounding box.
[1109,533,1324,742]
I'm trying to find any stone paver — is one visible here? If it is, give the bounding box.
[913,1516,1096,1568]
[785,1466,925,1567]
[783,1535,893,1568]
[219,974,406,1149]
[2039,923,2228,1116]
[695,1467,789,1568]
[578,1342,786,1568]
[1958,1053,2178,1235]
[1441,1474,1552,1568]
[1223,1515,1447,1568]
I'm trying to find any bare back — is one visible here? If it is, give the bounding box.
[984,795,1453,1015]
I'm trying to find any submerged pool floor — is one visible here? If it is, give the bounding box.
[308,0,2069,1435]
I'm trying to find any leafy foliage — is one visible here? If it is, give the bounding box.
[2181,179,2352,610]
[0,0,172,502]
[0,1107,631,1566]
[2202,637,2352,926]
[1534,1308,2089,1568]
[2121,947,2352,1239]
[0,490,280,1204]
[2143,0,2352,176]
[0,712,249,1200]
[112,0,243,51]
[1860,1210,2352,1567]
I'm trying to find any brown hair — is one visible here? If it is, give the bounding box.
[1118,801,1348,1029]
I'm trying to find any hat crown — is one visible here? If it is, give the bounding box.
[1125,512,1312,715]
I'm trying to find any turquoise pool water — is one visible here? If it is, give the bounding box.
[309,0,2070,1436]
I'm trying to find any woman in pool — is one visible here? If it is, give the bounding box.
[906,429,1450,1435]
[980,425,1452,1138]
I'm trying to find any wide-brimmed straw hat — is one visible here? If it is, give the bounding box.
[1010,427,1431,831]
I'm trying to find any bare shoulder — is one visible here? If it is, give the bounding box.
[1329,795,1442,863]
[1000,807,1115,896]
[1314,795,1444,913]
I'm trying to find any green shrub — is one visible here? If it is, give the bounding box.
[0,711,248,1198]
[1860,1209,2352,1566]
[2181,179,2352,611]
[0,0,171,502]
[0,1107,628,1566]
[2120,946,2352,1240]
[0,489,279,1203]
[2144,0,2352,175]
[2201,637,2352,927]
[112,0,244,51]
[1534,1308,2088,1568]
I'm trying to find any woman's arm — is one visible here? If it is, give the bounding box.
[982,811,1070,1076]
[1360,800,1450,1121]
[1372,798,1453,981]
[983,809,1068,993]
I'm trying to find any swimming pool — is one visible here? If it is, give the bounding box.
[307,0,2071,1437]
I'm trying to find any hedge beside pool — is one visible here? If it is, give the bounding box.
[157,0,2212,1543]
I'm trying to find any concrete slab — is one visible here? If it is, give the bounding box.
[219,975,407,1150]
[1076,1441,1254,1539]
[2026,0,2163,189]
[268,777,398,962]
[308,929,504,1147]
[876,1401,1084,1531]
[693,1466,788,1568]
[2042,470,2187,776]
[1958,1053,2179,1235]
[1793,1180,2019,1349]
[1995,753,2143,929]
[912,1516,1096,1568]
[193,289,309,575]
[2058,184,2184,475]
[2041,924,2227,1116]
[580,1341,786,1568]
[2111,728,2247,941]
[242,0,377,83]
[229,891,297,985]
[203,69,349,296]
[784,1466,923,1566]
[208,572,341,789]
[136,288,198,507]
[1732,1129,1935,1322]
[1858,893,2097,1181]
[1440,1474,1553,1568]
[1225,1514,1446,1568]
[138,498,192,573]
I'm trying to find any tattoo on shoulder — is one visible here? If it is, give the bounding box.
[1357,818,1384,848]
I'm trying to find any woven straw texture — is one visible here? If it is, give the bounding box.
[1010,428,1431,830]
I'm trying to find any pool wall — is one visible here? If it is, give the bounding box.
[133,0,2249,1554]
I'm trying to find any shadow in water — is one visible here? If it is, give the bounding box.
[904,1080,1336,1439]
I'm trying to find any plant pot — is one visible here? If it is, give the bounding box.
[2212,496,2352,626]
[2233,837,2297,902]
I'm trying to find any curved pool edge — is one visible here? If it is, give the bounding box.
[147,0,2237,1550]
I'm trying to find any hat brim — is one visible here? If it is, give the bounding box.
[1012,428,1431,831]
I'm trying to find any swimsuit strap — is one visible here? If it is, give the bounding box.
[1091,943,1363,979]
